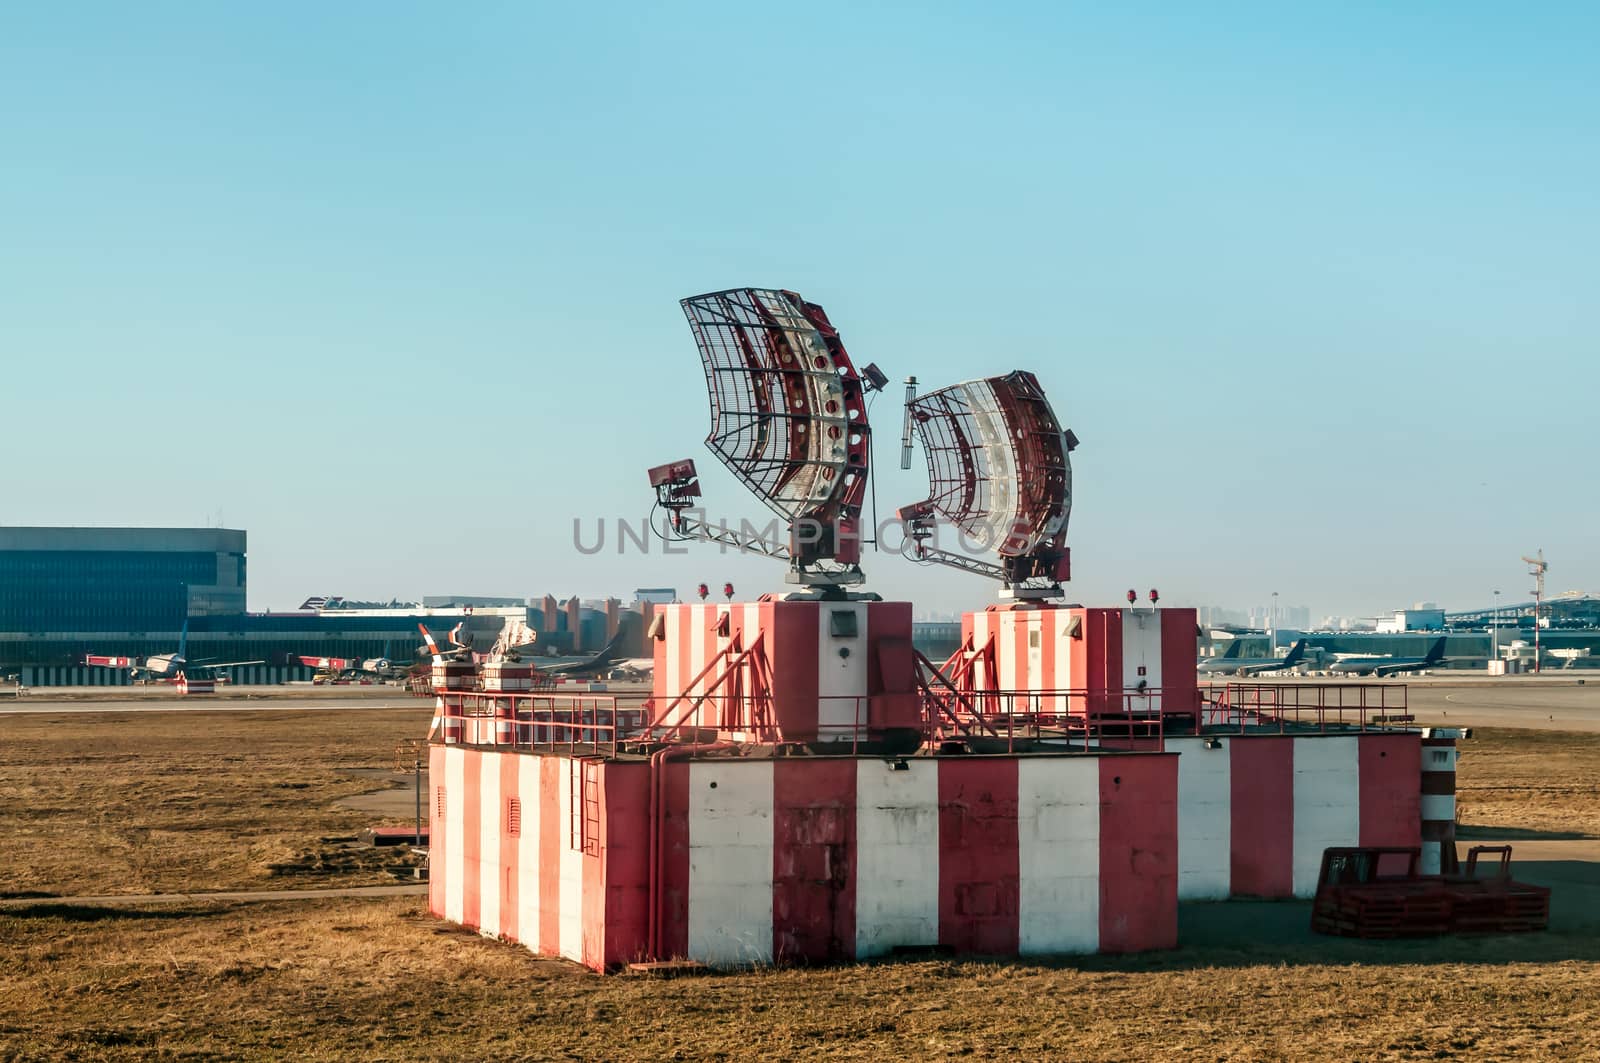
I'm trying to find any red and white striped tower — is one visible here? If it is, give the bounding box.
[1420,727,1463,874]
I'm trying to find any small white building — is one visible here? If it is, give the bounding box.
[1376,608,1445,633]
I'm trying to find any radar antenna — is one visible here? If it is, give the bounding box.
[897,370,1077,599]
[648,288,887,590]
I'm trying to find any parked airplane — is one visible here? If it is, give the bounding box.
[1197,640,1245,666]
[1197,638,1308,677]
[84,620,264,681]
[292,641,409,682]
[420,614,641,679]
[1326,636,1448,677]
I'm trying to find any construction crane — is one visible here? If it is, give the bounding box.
[1522,550,1547,673]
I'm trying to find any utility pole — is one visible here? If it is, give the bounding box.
[1522,551,1547,674]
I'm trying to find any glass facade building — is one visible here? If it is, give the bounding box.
[0,527,247,632]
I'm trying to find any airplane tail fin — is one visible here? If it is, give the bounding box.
[178,617,189,660]
[1423,636,1447,665]
[1222,639,1244,660]
[419,623,442,660]
[1283,639,1307,666]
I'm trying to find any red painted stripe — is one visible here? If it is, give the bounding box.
[772,602,820,740]
[600,760,651,967]
[428,744,446,918]
[461,750,482,930]
[772,759,858,964]
[1098,756,1179,951]
[659,760,691,958]
[538,756,562,956]
[1160,609,1197,715]
[1357,733,1422,847]
[1229,737,1295,897]
[499,753,519,943]
[938,758,1020,955]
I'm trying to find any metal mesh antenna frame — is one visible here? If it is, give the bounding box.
[680,288,871,576]
[902,370,1073,596]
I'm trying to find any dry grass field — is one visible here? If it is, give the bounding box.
[2,707,1598,1060]
[1,708,431,898]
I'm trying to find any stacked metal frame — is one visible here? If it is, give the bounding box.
[681,288,870,572]
[905,370,1072,592]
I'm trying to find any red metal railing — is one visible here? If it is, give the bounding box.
[432,682,1414,756]
[435,690,648,758]
[1199,682,1411,733]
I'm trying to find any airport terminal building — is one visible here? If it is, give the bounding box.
[0,527,651,685]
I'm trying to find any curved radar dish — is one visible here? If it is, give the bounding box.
[665,288,879,585]
[899,370,1077,599]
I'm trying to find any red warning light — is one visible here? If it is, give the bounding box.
[1126,589,1137,604]
[696,583,709,600]
[1149,588,1160,604]
[722,582,734,600]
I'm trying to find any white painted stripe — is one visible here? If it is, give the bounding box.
[818,602,867,737]
[1167,738,1232,900]
[972,612,992,692]
[1420,840,1442,876]
[445,746,466,924]
[1420,746,1458,772]
[996,612,1017,693]
[1025,613,1043,693]
[1017,757,1100,953]
[854,759,940,958]
[479,752,501,938]
[557,757,584,963]
[687,761,774,965]
[1122,608,1162,702]
[1052,610,1074,714]
[663,606,681,703]
[688,604,707,699]
[1421,794,1456,822]
[1291,737,1361,898]
[517,756,541,953]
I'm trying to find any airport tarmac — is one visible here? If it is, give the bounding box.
[1244,675,1600,733]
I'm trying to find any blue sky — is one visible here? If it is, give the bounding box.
[2,2,1594,618]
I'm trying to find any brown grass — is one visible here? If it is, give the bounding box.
[1,711,1598,1060]
[1456,728,1600,837]
[1,897,1597,1061]
[0,708,431,897]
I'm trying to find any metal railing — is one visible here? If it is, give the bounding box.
[436,691,649,758]
[1199,682,1411,733]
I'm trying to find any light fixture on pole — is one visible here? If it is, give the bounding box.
[1270,590,1279,655]
[1492,589,1501,668]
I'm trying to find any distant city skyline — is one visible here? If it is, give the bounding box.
[3,5,1594,616]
